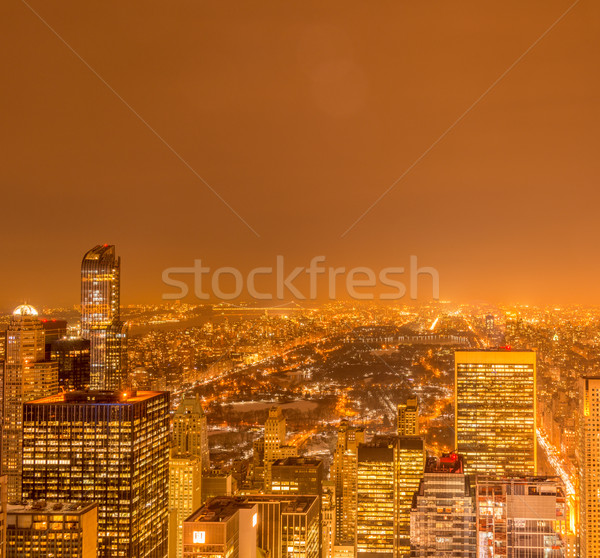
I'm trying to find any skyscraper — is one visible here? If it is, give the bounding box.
[2,304,58,502]
[81,245,127,390]
[356,437,395,557]
[455,349,537,476]
[410,453,476,557]
[173,396,210,468]
[22,390,170,558]
[396,436,426,557]
[169,453,202,558]
[397,397,419,436]
[332,420,364,547]
[476,477,567,557]
[579,376,600,558]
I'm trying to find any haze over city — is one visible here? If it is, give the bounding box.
[2,0,600,307]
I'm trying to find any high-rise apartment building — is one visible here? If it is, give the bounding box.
[2,304,58,502]
[579,376,600,558]
[81,245,127,390]
[21,390,170,558]
[476,477,567,557]
[169,453,202,558]
[51,337,91,390]
[455,349,537,476]
[410,453,476,557]
[332,420,364,546]
[173,396,210,468]
[6,501,98,558]
[397,398,419,436]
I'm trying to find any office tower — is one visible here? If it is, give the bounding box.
[269,457,323,497]
[182,497,258,558]
[6,502,97,558]
[410,453,476,557]
[51,337,91,390]
[332,420,364,547]
[2,304,58,502]
[485,314,494,336]
[22,390,170,558]
[202,469,236,503]
[0,476,6,558]
[356,437,396,557]
[455,349,537,476]
[81,245,127,390]
[169,453,202,558]
[579,376,600,558]
[396,436,426,556]
[244,495,320,558]
[173,396,210,468]
[397,397,419,436]
[41,318,68,360]
[476,477,567,557]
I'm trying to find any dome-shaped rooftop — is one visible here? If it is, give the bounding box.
[13,304,38,316]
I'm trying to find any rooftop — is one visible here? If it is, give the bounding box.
[8,501,97,515]
[271,457,323,467]
[27,390,166,405]
[186,497,256,523]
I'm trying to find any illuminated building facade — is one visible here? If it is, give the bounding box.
[397,398,419,436]
[6,502,98,558]
[21,390,170,558]
[169,453,202,558]
[455,349,537,476]
[81,245,127,391]
[173,396,210,469]
[2,304,58,502]
[410,453,476,557]
[253,407,298,489]
[332,421,364,546]
[0,476,6,558]
[579,376,600,558]
[476,477,567,557]
[356,437,396,557]
[51,337,91,390]
[321,481,335,558]
[182,497,258,558]
[396,436,426,556]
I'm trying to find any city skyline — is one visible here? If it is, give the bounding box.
[2,0,599,307]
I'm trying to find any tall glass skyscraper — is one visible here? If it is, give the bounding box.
[81,245,127,390]
[410,453,476,557]
[21,390,170,558]
[454,349,537,476]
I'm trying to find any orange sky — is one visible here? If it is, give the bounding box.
[1,0,598,308]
